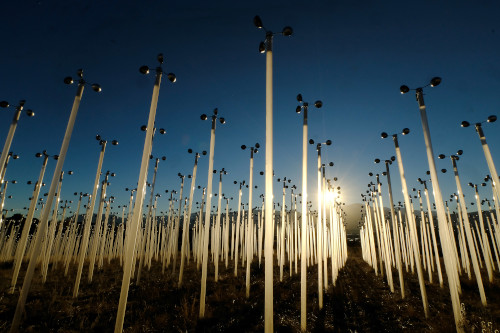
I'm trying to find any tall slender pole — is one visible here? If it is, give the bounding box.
[172,173,185,274]
[10,154,49,293]
[392,134,429,318]
[87,173,109,282]
[199,112,218,318]
[73,141,107,297]
[376,175,394,292]
[300,103,308,332]
[246,150,254,297]
[416,90,461,330]
[234,183,243,276]
[215,171,223,282]
[136,158,160,284]
[254,16,292,332]
[178,153,200,287]
[474,124,500,202]
[316,145,323,308]
[384,160,405,298]
[264,31,274,333]
[115,66,162,332]
[0,102,26,185]
[473,185,494,281]
[11,80,85,332]
[421,181,443,287]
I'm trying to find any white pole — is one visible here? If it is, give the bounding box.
[199,112,218,318]
[473,186,494,281]
[416,90,461,330]
[246,151,254,297]
[11,80,85,332]
[115,65,163,332]
[178,153,200,287]
[376,176,394,292]
[422,182,443,287]
[474,124,500,202]
[215,172,223,282]
[234,185,243,276]
[0,102,25,186]
[384,160,405,298]
[88,175,108,282]
[73,142,107,297]
[300,104,308,332]
[316,147,323,308]
[392,134,429,318]
[264,31,274,333]
[10,154,48,293]
[172,174,185,274]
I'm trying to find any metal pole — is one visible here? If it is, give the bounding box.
[10,155,49,293]
[475,124,500,202]
[73,141,107,297]
[246,151,254,297]
[392,134,429,318]
[300,103,308,332]
[416,90,461,330]
[172,174,184,274]
[264,31,274,333]
[316,146,323,308]
[178,153,199,287]
[199,114,217,318]
[115,67,161,332]
[422,181,443,287]
[0,103,24,185]
[385,161,405,298]
[234,184,243,276]
[11,81,85,332]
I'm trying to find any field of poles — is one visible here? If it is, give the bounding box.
[0,44,350,331]
[359,108,500,332]
[1,16,500,332]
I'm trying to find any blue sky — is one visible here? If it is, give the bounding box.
[1,1,499,219]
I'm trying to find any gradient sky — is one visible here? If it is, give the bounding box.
[1,1,500,221]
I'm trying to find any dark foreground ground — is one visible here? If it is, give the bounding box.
[1,244,500,332]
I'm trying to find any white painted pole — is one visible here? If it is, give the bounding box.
[215,172,223,282]
[392,134,429,318]
[115,64,164,332]
[473,186,493,281]
[376,176,394,292]
[246,151,254,297]
[384,160,405,298]
[179,153,200,287]
[300,104,308,332]
[264,31,274,333]
[88,175,108,282]
[137,158,160,283]
[199,111,218,318]
[234,184,242,276]
[415,89,461,330]
[422,182,443,287]
[280,182,286,281]
[73,141,106,297]
[172,174,185,274]
[11,79,86,332]
[316,147,323,308]
[474,124,500,202]
[0,102,26,186]
[10,154,48,293]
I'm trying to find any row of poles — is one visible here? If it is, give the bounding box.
[0,15,353,333]
[359,77,499,332]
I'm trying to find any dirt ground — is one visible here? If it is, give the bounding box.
[1,243,500,332]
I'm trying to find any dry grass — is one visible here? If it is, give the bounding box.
[0,245,499,332]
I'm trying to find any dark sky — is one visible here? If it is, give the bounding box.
[1,0,500,217]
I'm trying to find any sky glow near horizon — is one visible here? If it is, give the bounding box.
[1,1,500,225]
